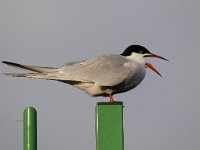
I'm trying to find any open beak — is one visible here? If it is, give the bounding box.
[144,53,169,61]
[145,62,162,77]
[144,53,168,77]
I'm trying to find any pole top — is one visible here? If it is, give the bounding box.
[97,102,123,105]
[24,106,37,112]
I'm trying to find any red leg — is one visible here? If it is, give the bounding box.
[109,93,115,103]
[108,93,122,103]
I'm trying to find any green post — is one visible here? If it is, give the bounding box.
[96,102,124,150]
[23,106,37,150]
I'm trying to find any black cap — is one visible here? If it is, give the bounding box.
[120,45,151,56]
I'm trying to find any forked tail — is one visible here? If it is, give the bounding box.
[2,61,58,79]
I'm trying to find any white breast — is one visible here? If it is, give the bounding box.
[114,61,146,94]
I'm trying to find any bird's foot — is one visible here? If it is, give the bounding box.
[109,94,122,103]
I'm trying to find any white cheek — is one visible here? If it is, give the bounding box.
[126,53,145,65]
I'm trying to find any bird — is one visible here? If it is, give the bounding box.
[2,45,168,102]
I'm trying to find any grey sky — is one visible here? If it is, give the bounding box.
[0,0,200,150]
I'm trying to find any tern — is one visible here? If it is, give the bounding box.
[2,45,168,102]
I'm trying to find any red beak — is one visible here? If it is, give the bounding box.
[145,62,162,77]
[144,53,169,61]
[144,53,168,77]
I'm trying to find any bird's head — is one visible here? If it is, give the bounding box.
[121,45,168,77]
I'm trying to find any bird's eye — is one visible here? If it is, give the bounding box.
[139,50,143,54]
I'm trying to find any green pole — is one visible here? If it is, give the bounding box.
[23,106,37,150]
[96,102,124,150]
